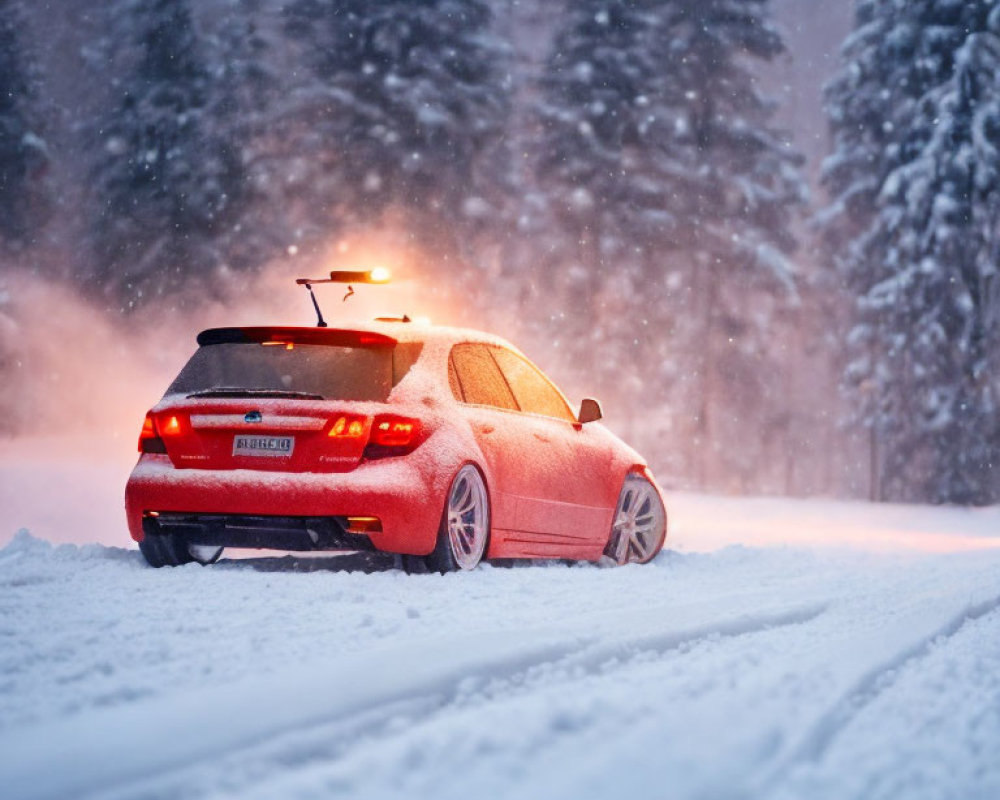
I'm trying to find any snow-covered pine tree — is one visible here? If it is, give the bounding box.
[203,0,288,275]
[535,0,665,308]
[822,0,1000,504]
[535,0,805,488]
[531,0,682,469]
[90,0,244,309]
[820,0,929,502]
[281,0,513,276]
[0,0,48,250]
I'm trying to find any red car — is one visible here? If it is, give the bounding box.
[125,321,668,571]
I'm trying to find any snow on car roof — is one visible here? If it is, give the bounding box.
[196,321,524,354]
[354,320,523,351]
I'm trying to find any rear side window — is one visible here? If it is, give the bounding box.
[166,343,393,401]
[449,344,518,411]
[392,342,424,386]
[490,347,576,422]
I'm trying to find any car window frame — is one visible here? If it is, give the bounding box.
[448,343,519,412]
[487,345,577,423]
[448,342,577,424]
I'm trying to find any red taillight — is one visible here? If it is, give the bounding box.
[138,412,167,454]
[370,417,418,447]
[328,415,367,438]
[363,415,421,459]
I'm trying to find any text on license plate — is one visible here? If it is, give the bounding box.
[233,435,295,457]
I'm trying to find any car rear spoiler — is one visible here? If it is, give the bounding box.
[196,327,398,348]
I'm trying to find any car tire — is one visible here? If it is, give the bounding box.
[604,473,667,565]
[406,464,490,574]
[139,535,222,568]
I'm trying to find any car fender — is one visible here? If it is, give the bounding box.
[387,407,494,555]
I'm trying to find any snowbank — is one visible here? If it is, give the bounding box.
[1,522,999,799]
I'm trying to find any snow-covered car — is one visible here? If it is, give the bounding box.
[125,321,667,571]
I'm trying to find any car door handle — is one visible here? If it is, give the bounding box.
[478,424,495,434]
[533,432,550,443]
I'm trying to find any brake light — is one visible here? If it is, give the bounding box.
[162,416,182,435]
[371,418,417,447]
[328,415,367,438]
[138,412,167,454]
[363,415,422,459]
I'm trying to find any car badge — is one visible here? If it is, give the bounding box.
[244,411,263,424]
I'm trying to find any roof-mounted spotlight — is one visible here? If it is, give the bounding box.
[295,268,393,327]
[318,268,392,285]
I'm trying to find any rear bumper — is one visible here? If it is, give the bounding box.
[125,455,442,556]
[143,514,378,552]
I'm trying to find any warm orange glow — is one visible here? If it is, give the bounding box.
[162,416,181,435]
[328,415,367,438]
[378,420,413,435]
[346,516,383,534]
[369,266,392,284]
[138,413,158,451]
[665,493,1000,555]
[287,230,473,329]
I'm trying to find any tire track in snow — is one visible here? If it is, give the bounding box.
[757,590,1000,793]
[0,601,828,800]
[565,602,829,674]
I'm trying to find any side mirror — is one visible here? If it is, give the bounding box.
[578,397,603,424]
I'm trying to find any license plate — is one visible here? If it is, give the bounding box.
[233,435,295,457]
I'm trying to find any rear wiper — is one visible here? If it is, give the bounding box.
[186,387,324,400]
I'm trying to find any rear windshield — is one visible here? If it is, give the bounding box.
[166,343,394,402]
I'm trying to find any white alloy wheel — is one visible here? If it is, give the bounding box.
[445,465,490,570]
[607,474,666,565]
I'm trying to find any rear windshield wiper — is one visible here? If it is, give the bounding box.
[186,387,325,400]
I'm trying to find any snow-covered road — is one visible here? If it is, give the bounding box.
[2,479,1000,800]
